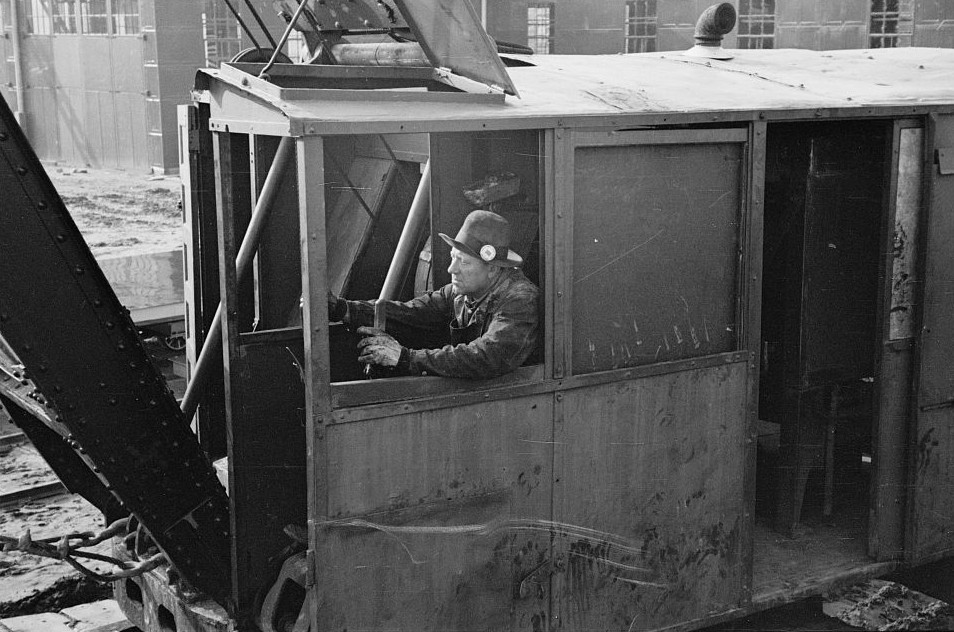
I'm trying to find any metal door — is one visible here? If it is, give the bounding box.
[907,113,954,563]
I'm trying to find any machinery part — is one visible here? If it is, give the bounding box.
[243,0,280,49]
[231,48,292,65]
[260,0,312,79]
[221,0,263,52]
[180,136,296,423]
[163,333,187,352]
[0,95,232,609]
[683,2,737,60]
[0,392,125,521]
[329,42,428,67]
[256,551,310,632]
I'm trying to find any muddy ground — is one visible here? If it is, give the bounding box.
[50,166,183,259]
[0,165,183,616]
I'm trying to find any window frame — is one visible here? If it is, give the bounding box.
[326,128,552,411]
[623,0,656,54]
[555,127,752,379]
[737,0,775,50]
[527,2,554,55]
[869,0,900,48]
[25,0,53,35]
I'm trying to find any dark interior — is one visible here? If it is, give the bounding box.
[757,121,889,538]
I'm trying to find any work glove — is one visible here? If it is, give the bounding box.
[328,291,348,322]
[356,327,402,367]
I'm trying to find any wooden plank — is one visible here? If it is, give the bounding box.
[251,135,302,329]
[541,129,556,377]
[315,393,553,630]
[752,519,883,605]
[181,103,228,457]
[553,128,573,379]
[870,122,922,561]
[573,128,749,147]
[740,121,767,601]
[551,362,748,630]
[297,135,331,630]
[872,343,914,561]
[213,130,246,615]
[907,112,954,563]
[331,365,544,413]
[330,354,750,425]
[325,156,396,295]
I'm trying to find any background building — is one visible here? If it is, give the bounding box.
[489,0,954,55]
[2,0,953,173]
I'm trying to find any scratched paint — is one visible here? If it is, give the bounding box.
[570,141,741,374]
[889,127,923,341]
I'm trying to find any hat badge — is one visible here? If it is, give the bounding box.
[479,245,497,262]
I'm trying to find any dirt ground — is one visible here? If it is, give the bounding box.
[48,166,183,259]
[0,165,184,616]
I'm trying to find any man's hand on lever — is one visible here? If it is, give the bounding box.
[356,327,402,368]
[328,291,348,322]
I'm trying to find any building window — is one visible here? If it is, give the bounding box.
[737,0,775,49]
[624,0,656,53]
[52,0,78,34]
[870,0,900,48]
[79,0,108,34]
[111,0,139,35]
[527,3,554,55]
[202,2,242,68]
[25,0,53,35]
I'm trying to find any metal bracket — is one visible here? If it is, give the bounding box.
[937,148,954,175]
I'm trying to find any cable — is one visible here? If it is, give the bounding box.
[242,0,279,49]
[1,516,169,583]
[221,0,262,52]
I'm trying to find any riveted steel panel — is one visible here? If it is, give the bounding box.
[0,95,232,608]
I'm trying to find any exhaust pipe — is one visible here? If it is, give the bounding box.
[684,3,737,60]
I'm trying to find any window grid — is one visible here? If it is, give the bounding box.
[0,0,11,29]
[111,0,139,35]
[624,0,656,53]
[527,3,554,55]
[25,0,53,35]
[202,10,242,68]
[52,0,78,34]
[737,0,775,49]
[79,0,109,34]
[870,0,900,48]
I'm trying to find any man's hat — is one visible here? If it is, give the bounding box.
[438,210,523,268]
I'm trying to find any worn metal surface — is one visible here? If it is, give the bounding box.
[315,393,553,630]
[552,362,748,630]
[393,0,518,96]
[0,96,232,608]
[198,48,954,136]
[570,130,744,374]
[908,113,954,563]
[890,127,925,340]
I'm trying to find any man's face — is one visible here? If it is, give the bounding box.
[448,247,496,297]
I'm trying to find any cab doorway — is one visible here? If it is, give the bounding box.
[754,120,892,594]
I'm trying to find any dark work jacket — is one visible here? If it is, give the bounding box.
[347,268,541,379]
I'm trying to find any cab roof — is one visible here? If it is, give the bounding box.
[198,47,954,136]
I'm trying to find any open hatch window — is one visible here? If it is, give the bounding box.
[325,130,545,404]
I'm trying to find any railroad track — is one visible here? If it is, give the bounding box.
[0,432,69,507]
